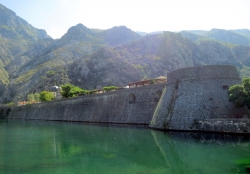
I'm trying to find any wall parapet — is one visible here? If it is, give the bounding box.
[166,65,239,84]
[165,76,241,85]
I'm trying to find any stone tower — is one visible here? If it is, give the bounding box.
[150,65,243,131]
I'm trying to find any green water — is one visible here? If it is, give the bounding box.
[0,120,250,174]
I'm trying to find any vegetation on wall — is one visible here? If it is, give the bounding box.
[228,77,250,109]
[103,86,118,91]
[39,91,55,102]
[27,93,40,102]
[60,84,88,98]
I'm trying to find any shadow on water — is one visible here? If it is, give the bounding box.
[0,119,8,123]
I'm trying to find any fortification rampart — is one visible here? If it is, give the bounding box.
[150,65,248,131]
[2,65,250,134]
[7,84,165,124]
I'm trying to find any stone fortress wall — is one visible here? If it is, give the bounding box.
[7,84,165,125]
[150,65,249,132]
[1,65,250,134]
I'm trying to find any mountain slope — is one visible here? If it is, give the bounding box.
[67,32,243,90]
[0,4,50,41]
[3,23,142,101]
[4,30,250,102]
[0,3,52,102]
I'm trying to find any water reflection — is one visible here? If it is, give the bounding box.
[0,120,250,174]
[153,131,250,174]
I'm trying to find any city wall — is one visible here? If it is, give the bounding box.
[6,84,165,125]
[1,65,250,134]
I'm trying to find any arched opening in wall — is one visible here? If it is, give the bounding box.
[129,93,136,104]
[7,109,10,116]
[154,90,162,101]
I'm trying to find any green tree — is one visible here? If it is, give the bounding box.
[34,93,40,101]
[228,77,250,109]
[27,94,34,102]
[27,93,40,102]
[39,91,55,102]
[60,84,87,98]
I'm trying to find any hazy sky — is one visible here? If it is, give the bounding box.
[0,0,250,39]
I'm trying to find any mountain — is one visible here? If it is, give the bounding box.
[0,4,49,40]
[183,29,250,45]
[59,24,142,46]
[67,32,243,89]
[0,4,51,56]
[1,20,142,101]
[1,3,250,103]
[104,26,142,46]
[204,29,250,45]
[232,29,250,39]
[179,31,206,42]
[0,3,51,102]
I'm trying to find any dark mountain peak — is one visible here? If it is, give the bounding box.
[106,25,135,33]
[59,23,94,42]
[74,23,90,31]
[109,25,128,30]
[58,24,142,47]
[104,25,141,46]
[67,23,91,33]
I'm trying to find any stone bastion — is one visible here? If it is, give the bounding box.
[150,65,248,131]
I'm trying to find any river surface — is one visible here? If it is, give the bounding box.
[0,120,250,174]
